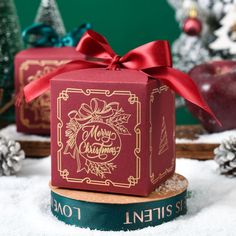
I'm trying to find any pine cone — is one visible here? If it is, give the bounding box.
[214,137,236,177]
[0,136,25,176]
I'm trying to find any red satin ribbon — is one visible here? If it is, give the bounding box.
[23,30,220,125]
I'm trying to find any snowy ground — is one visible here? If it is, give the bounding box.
[0,157,236,236]
[176,128,236,144]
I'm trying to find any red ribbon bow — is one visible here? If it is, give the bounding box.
[23,30,220,125]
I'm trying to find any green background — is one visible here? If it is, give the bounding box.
[14,0,198,124]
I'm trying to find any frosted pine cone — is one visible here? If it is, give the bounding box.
[214,137,236,177]
[0,136,25,176]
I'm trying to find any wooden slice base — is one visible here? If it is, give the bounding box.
[176,125,218,160]
[0,124,50,157]
[50,173,188,231]
[19,140,50,157]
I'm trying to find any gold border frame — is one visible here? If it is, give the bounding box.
[57,88,141,188]
[149,86,175,184]
[19,60,69,129]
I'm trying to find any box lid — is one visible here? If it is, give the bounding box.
[52,68,148,84]
[15,47,83,60]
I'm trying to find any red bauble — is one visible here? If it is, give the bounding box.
[183,17,202,36]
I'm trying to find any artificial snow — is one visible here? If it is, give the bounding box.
[176,128,236,144]
[0,157,236,236]
[0,124,50,142]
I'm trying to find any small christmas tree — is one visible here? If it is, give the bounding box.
[0,0,23,122]
[158,117,168,155]
[35,0,66,36]
[210,6,236,55]
[167,0,236,72]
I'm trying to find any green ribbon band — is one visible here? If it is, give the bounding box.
[51,190,187,231]
[22,23,92,47]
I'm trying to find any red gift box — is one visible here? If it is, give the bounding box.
[23,30,217,196]
[14,47,81,135]
[50,68,175,196]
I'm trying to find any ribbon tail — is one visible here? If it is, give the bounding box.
[143,67,221,126]
[23,60,106,103]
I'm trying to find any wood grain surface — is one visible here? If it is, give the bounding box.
[176,125,217,160]
[19,140,51,157]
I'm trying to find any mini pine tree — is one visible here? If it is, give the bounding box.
[0,0,23,122]
[210,6,236,55]
[35,0,66,36]
[158,117,168,155]
[168,0,236,72]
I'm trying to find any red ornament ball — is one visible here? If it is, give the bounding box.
[183,17,202,36]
